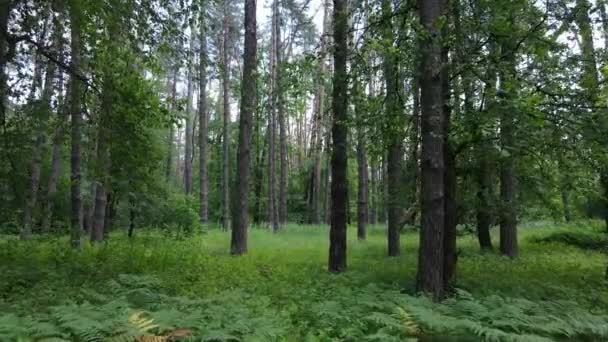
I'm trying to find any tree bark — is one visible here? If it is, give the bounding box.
[355,79,368,241]
[165,71,177,182]
[41,70,67,232]
[268,0,280,232]
[199,10,209,223]
[69,0,83,248]
[230,0,256,255]
[91,77,113,242]
[369,159,377,224]
[222,0,231,230]
[328,0,348,273]
[276,0,287,224]
[416,0,447,301]
[442,46,456,289]
[184,42,195,195]
[498,51,518,258]
[381,0,403,257]
[0,0,12,128]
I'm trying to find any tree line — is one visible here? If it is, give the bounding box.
[1,0,607,301]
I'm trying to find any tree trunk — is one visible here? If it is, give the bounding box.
[276,0,287,224]
[498,60,518,258]
[308,0,328,224]
[268,0,280,232]
[41,77,67,232]
[575,0,607,232]
[355,78,368,240]
[91,78,112,243]
[474,53,496,251]
[184,42,195,195]
[328,0,348,273]
[369,159,377,224]
[381,0,403,256]
[416,0,447,301]
[199,11,209,223]
[442,48,456,289]
[406,80,420,219]
[69,0,83,248]
[230,0,256,254]
[0,0,12,128]
[128,197,136,238]
[222,0,231,230]
[165,71,177,182]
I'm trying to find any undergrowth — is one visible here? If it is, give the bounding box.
[0,221,607,341]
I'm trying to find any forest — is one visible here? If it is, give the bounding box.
[1,0,608,340]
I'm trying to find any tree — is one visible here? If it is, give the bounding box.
[416,0,447,301]
[307,0,330,225]
[381,0,403,257]
[184,37,195,195]
[328,0,348,273]
[221,0,231,231]
[199,3,209,223]
[68,0,83,248]
[268,0,280,232]
[230,0,256,255]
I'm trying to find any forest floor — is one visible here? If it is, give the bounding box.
[1,221,607,341]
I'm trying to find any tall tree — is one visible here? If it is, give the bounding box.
[165,71,177,182]
[573,0,608,232]
[328,0,348,273]
[276,0,287,224]
[184,38,195,195]
[231,0,257,254]
[268,0,280,232]
[497,12,519,258]
[307,0,330,225]
[199,4,209,223]
[221,0,231,230]
[416,0,447,301]
[69,0,83,248]
[381,0,403,256]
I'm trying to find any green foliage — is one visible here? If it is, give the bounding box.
[1,223,607,340]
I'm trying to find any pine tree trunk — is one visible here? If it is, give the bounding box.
[381,0,403,256]
[328,0,348,273]
[199,11,209,223]
[230,0,256,254]
[166,71,177,182]
[308,0,328,224]
[416,0,447,301]
[268,0,280,232]
[41,99,65,232]
[222,0,231,231]
[498,59,518,258]
[276,0,287,223]
[69,0,83,247]
[41,26,67,232]
[0,0,12,127]
[184,45,195,195]
[355,76,368,240]
[474,54,496,251]
[369,159,377,224]
[91,78,112,243]
[442,49,457,289]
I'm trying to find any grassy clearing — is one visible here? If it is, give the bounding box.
[1,222,607,341]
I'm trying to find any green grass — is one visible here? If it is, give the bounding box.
[0,221,607,341]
